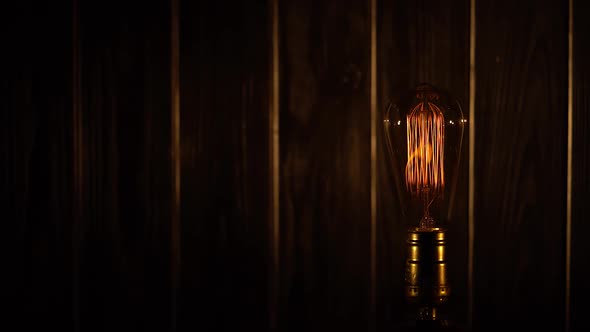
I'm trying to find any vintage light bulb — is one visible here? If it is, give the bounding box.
[383,83,466,324]
[384,83,465,228]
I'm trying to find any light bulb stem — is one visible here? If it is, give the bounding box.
[423,191,429,217]
[420,188,435,229]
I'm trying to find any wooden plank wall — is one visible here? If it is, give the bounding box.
[2,0,175,330]
[279,0,371,331]
[75,1,173,331]
[2,1,74,330]
[473,0,568,330]
[178,1,270,331]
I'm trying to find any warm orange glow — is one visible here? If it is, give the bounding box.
[405,102,445,197]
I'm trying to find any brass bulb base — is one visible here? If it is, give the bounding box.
[405,227,450,323]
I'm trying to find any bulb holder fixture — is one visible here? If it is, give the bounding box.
[405,227,450,325]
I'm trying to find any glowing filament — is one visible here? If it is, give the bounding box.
[405,102,445,196]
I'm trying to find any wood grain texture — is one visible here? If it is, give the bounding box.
[31,2,75,326]
[377,0,469,328]
[76,1,173,330]
[279,0,371,331]
[177,1,270,331]
[2,1,74,330]
[474,0,567,329]
[570,0,590,330]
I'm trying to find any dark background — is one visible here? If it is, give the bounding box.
[2,0,588,331]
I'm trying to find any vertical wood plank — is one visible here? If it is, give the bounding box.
[72,0,82,329]
[279,0,371,330]
[565,0,572,330]
[170,0,181,330]
[269,0,281,330]
[370,0,378,330]
[474,0,567,329]
[570,0,590,330]
[468,0,477,328]
[178,0,270,330]
[377,0,470,328]
[2,1,74,329]
[77,1,173,330]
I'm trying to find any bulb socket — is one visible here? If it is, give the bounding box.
[405,227,450,321]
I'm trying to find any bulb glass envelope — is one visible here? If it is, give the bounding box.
[383,83,466,228]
